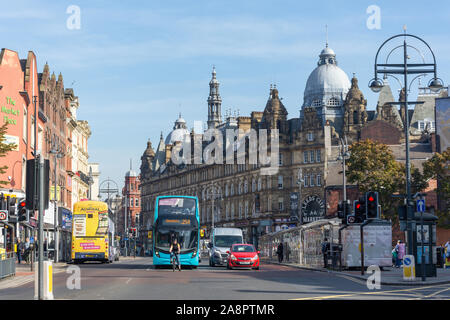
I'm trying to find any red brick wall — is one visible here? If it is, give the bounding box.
[360,120,402,144]
[325,187,360,217]
[437,228,450,246]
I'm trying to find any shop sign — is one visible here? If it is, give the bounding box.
[1,97,20,125]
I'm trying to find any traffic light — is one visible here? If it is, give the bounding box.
[200,229,205,238]
[18,199,28,222]
[354,197,366,223]
[337,201,344,219]
[366,191,379,219]
[7,196,16,217]
[345,200,352,218]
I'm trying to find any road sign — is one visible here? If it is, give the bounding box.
[347,215,356,224]
[403,255,416,281]
[416,199,425,213]
[0,210,8,221]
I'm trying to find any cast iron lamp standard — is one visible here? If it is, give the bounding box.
[206,183,222,231]
[369,30,443,281]
[49,146,64,263]
[296,169,304,225]
[337,135,350,217]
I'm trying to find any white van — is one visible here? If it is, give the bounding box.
[208,228,243,267]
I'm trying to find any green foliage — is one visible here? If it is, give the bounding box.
[0,122,17,185]
[422,148,450,228]
[347,139,404,219]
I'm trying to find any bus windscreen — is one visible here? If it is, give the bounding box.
[158,197,196,216]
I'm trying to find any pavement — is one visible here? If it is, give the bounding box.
[0,256,140,290]
[262,258,450,286]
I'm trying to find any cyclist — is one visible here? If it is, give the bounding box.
[169,237,181,271]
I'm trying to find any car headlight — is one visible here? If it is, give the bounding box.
[251,255,258,260]
[230,254,237,260]
[192,249,197,258]
[155,250,160,257]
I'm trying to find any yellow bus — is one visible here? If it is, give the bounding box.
[71,200,114,264]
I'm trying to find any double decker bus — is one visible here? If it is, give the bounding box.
[152,196,200,268]
[71,200,114,264]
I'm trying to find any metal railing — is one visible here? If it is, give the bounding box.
[0,252,16,279]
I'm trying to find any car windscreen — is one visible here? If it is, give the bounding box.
[232,245,255,253]
[214,235,242,248]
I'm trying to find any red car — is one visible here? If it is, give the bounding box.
[226,244,260,270]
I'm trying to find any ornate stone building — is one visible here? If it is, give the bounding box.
[139,44,442,249]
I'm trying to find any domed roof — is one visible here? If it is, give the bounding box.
[125,170,137,177]
[303,46,350,107]
[320,46,335,57]
[165,114,191,145]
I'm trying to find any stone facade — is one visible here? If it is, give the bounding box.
[139,47,441,247]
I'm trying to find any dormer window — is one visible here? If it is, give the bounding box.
[328,97,340,107]
[307,132,314,142]
[312,99,322,107]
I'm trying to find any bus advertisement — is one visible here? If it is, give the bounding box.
[71,200,114,264]
[153,196,200,267]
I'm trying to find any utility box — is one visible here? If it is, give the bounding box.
[413,212,437,278]
[341,220,392,268]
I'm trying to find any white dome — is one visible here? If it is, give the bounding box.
[304,64,351,104]
[165,128,190,145]
[320,47,335,57]
[165,114,190,145]
[125,170,137,177]
[303,46,350,108]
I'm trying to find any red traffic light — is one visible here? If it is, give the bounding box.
[19,201,26,207]
[356,204,361,209]
[368,196,374,202]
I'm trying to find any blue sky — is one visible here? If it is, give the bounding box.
[2,0,450,192]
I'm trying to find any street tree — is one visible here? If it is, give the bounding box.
[0,122,17,185]
[422,147,450,227]
[346,139,429,220]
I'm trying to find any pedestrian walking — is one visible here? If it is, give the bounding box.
[285,243,290,262]
[16,239,24,264]
[392,245,398,267]
[321,238,330,268]
[445,241,450,269]
[393,240,403,267]
[24,237,30,264]
[397,240,406,267]
[276,242,283,263]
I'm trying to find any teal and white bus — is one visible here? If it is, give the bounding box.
[152,196,200,268]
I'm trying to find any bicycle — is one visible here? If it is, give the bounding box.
[171,252,181,272]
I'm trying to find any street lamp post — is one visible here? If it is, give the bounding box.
[296,169,304,225]
[206,183,221,231]
[337,136,350,217]
[49,147,64,263]
[369,30,443,270]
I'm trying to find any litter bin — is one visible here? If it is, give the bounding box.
[436,247,443,268]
